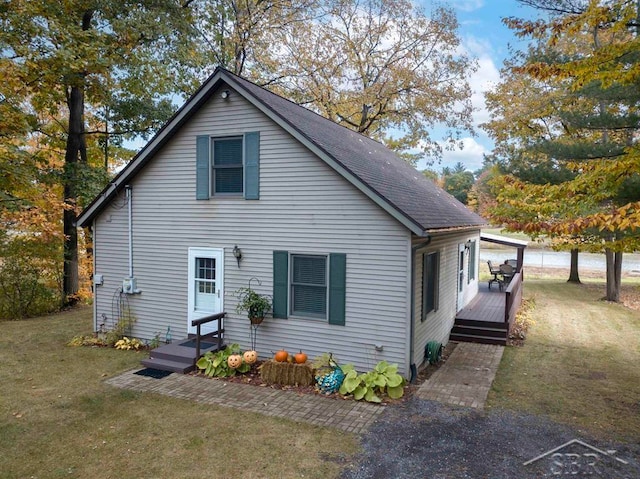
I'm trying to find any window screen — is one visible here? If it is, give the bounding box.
[291,255,327,318]
[212,138,243,194]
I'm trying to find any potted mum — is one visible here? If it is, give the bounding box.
[235,286,272,325]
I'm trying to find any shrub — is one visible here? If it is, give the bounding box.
[0,255,60,320]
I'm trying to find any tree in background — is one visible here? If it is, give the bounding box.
[1,1,198,305]
[185,0,317,77]
[256,0,476,165]
[441,162,475,204]
[484,0,640,299]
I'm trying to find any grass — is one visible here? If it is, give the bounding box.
[0,307,358,479]
[487,279,640,441]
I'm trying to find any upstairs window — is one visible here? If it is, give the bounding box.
[196,132,259,200]
[212,137,243,194]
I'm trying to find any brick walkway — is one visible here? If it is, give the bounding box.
[106,369,385,434]
[415,342,504,408]
[106,342,502,434]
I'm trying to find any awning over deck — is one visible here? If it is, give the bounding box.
[480,232,528,273]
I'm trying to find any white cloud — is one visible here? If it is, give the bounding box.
[451,0,485,13]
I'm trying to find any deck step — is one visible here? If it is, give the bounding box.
[451,325,509,339]
[449,333,507,346]
[454,318,508,330]
[141,357,196,374]
[141,338,225,374]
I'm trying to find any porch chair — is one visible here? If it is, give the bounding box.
[500,263,515,284]
[487,260,502,290]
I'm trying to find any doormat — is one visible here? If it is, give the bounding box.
[134,368,173,379]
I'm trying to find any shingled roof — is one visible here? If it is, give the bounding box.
[78,67,485,234]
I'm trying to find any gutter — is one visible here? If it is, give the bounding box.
[408,235,432,383]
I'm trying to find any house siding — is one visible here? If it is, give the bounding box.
[411,231,480,366]
[93,88,412,375]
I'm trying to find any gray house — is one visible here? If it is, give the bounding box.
[78,67,486,377]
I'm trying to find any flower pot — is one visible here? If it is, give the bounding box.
[250,316,264,325]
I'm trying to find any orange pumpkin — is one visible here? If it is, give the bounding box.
[227,354,243,369]
[274,349,288,362]
[294,350,308,364]
[243,350,258,365]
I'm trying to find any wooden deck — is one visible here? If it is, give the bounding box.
[456,284,505,324]
[450,274,524,345]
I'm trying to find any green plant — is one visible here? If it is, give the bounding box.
[235,287,272,322]
[149,332,161,349]
[339,361,405,403]
[196,344,251,377]
[114,337,145,350]
[103,314,136,347]
[67,334,108,347]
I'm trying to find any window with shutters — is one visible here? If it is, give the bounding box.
[290,254,328,319]
[211,137,243,194]
[422,251,440,320]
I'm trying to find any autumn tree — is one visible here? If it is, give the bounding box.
[1,1,200,305]
[183,0,317,77]
[485,0,640,299]
[440,162,475,204]
[256,0,476,164]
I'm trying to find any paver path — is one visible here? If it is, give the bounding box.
[107,369,384,434]
[106,342,502,435]
[415,342,504,408]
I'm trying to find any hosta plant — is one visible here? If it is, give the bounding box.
[339,361,405,403]
[196,344,251,377]
[114,337,145,350]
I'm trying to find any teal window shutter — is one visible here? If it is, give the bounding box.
[244,131,260,199]
[273,251,288,319]
[196,135,210,199]
[328,253,346,326]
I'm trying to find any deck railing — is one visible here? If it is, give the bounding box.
[504,272,523,324]
[191,312,226,360]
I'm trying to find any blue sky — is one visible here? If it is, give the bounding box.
[416,0,542,173]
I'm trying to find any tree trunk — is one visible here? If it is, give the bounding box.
[62,11,92,305]
[62,84,85,305]
[567,248,581,283]
[605,248,622,302]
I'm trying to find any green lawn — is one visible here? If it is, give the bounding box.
[3,280,638,478]
[0,308,358,479]
[487,280,640,441]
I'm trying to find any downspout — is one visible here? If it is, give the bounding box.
[409,235,432,383]
[125,185,133,278]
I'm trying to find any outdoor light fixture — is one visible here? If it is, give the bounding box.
[232,245,242,267]
[221,90,230,99]
[464,240,472,252]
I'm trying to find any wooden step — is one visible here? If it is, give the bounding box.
[454,318,509,330]
[449,332,507,346]
[141,357,196,374]
[141,338,225,374]
[451,324,509,339]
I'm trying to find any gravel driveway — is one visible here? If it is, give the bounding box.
[340,399,640,479]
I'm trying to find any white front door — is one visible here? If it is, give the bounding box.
[457,243,466,311]
[187,247,224,335]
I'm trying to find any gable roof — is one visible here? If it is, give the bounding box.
[78,67,485,234]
